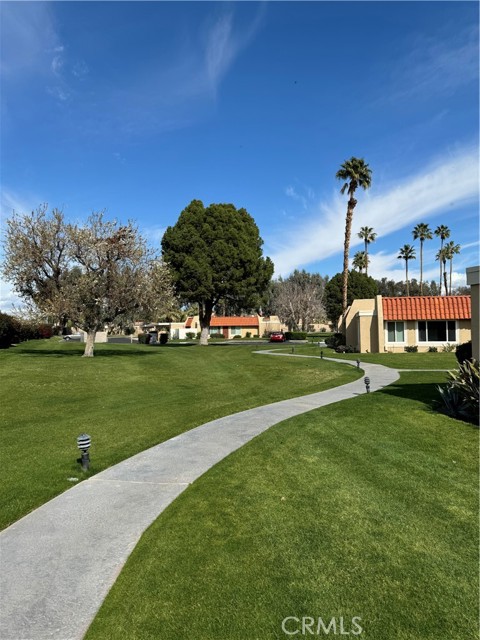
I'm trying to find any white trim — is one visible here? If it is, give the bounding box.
[384,320,406,345]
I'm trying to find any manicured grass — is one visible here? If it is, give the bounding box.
[0,338,360,529]
[85,370,478,640]
[279,343,458,369]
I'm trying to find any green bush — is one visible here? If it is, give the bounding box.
[138,333,150,344]
[436,359,479,425]
[0,313,18,349]
[285,331,308,340]
[325,332,345,349]
[232,335,242,339]
[428,346,438,353]
[404,346,418,353]
[456,341,472,364]
[245,332,251,338]
[209,334,225,340]
[159,333,168,345]
[185,332,196,340]
[442,343,456,353]
[335,345,358,353]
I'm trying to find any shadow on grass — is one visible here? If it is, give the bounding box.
[378,381,444,408]
[13,347,163,357]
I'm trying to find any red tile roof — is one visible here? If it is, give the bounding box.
[210,316,259,327]
[382,296,471,321]
[185,317,193,328]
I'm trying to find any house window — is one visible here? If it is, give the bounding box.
[230,327,242,337]
[418,321,456,342]
[209,327,222,335]
[386,321,405,342]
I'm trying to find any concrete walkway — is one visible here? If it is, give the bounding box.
[0,355,399,640]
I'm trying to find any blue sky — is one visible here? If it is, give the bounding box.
[1,1,478,310]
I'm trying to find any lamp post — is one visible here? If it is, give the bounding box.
[364,377,370,393]
[77,434,91,471]
[356,359,360,368]
[320,350,323,359]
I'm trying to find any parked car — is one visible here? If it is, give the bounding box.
[63,334,82,341]
[269,331,286,343]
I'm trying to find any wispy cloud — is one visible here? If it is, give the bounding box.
[268,146,479,277]
[376,24,478,105]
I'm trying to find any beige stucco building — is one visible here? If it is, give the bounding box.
[466,266,479,360]
[343,295,472,353]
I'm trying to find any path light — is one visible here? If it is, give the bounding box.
[364,377,370,393]
[77,434,91,471]
[320,350,323,359]
[291,346,295,354]
[356,359,360,368]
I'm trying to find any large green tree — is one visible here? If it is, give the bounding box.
[324,271,378,330]
[412,222,432,295]
[162,200,274,345]
[336,158,372,323]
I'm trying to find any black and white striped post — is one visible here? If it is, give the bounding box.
[364,377,370,393]
[77,434,91,471]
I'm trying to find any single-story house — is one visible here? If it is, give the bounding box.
[135,315,283,340]
[343,295,472,353]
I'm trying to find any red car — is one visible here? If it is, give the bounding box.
[269,331,286,342]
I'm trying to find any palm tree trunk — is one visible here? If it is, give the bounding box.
[342,197,357,323]
[449,258,453,295]
[443,263,448,296]
[419,240,424,295]
[364,239,368,277]
[406,260,409,296]
[439,240,444,295]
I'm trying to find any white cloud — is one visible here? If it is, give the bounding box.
[268,147,479,277]
[0,279,23,313]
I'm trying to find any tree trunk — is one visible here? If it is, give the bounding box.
[419,240,424,295]
[198,301,213,346]
[449,259,453,295]
[405,261,409,296]
[342,197,357,326]
[439,240,444,295]
[443,265,448,296]
[83,330,96,357]
[364,239,368,277]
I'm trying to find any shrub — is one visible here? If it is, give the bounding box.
[442,343,456,353]
[37,324,53,339]
[404,346,418,353]
[159,333,168,345]
[138,333,150,344]
[436,359,479,425]
[185,332,196,340]
[456,341,472,364]
[285,331,308,341]
[428,346,438,353]
[0,312,18,349]
[209,334,225,340]
[232,335,242,339]
[245,332,251,338]
[325,332,345,349]
[335,344,358,353]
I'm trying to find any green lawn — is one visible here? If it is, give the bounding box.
[85,370,479,640]
[0,338,360,529]
[278,343,458,369]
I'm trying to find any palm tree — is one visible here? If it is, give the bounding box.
[435,248,449,295]
[352,251,368,273]
[444,241,461,294]
[336,157,372,320]
[398,244,416,296]
[434,225,450,294]
[412,223,432,294]
[357,226,377,276]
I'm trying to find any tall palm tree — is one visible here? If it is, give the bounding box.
[435,248,449,295]
[434,225,450,295]
[398,244,416,296]
[412,223,432,295]
[444,241,461,295]
[352,251,368,273]
[336,157,372,320]
[357,226,377,276]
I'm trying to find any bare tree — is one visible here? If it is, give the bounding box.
[2,207,175,356]
[270,270,327,331]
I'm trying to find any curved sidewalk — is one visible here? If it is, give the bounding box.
[0,356,399,640]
